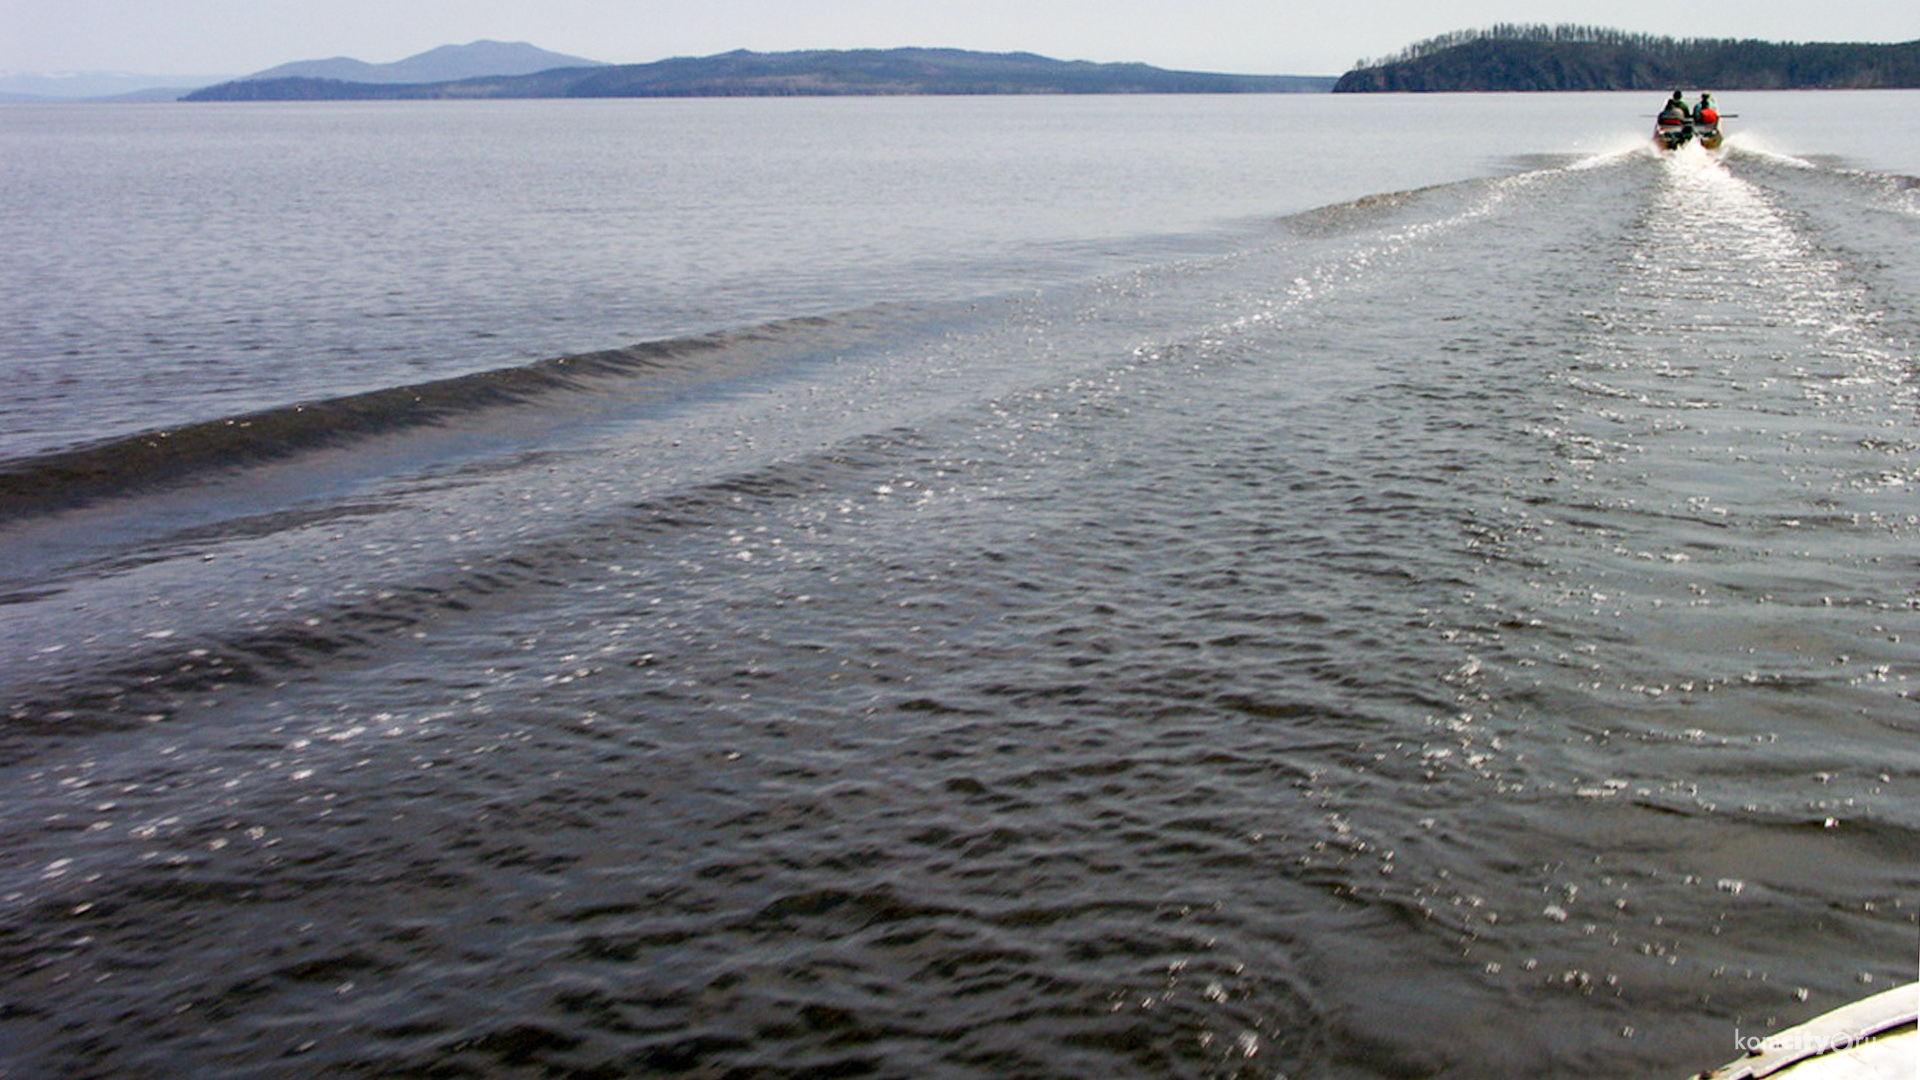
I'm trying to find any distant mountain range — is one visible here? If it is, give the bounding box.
[239,40,604,85]
[184,48,1336,101]
[1336,25,1920,91]
[0,41,601,102]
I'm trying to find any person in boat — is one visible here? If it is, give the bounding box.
[1693,92,1718,124]
[1656,92,1691,146]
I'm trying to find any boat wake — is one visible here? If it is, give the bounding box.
[2,135,1916,1080]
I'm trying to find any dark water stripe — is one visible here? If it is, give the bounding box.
[0,313,884,521]
[0,431,899,761]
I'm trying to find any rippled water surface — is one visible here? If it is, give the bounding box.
[2,93,1917,1079]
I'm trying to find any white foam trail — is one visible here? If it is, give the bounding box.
[1567,142,1653,171]
[1722,132,1819,169]
[1635,135,1906,393]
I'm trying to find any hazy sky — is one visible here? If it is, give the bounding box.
[4,0,1918,78]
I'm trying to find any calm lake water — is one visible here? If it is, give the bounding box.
[1,92,1917,1079]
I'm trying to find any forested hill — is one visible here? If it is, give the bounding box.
[184,48,1334,101]
[1335,26,1920,91]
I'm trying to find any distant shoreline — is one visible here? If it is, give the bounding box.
[22,30,1920,104]
[1336,28,1920,92]
[183,48,1337,102]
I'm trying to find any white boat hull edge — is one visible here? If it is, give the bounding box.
[1693,981,1918,1080]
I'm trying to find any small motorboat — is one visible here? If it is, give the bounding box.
[1653,95,1728,151]
[1690,981,1916,1079]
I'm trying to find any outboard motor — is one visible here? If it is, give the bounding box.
[1654,114,1693,150]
